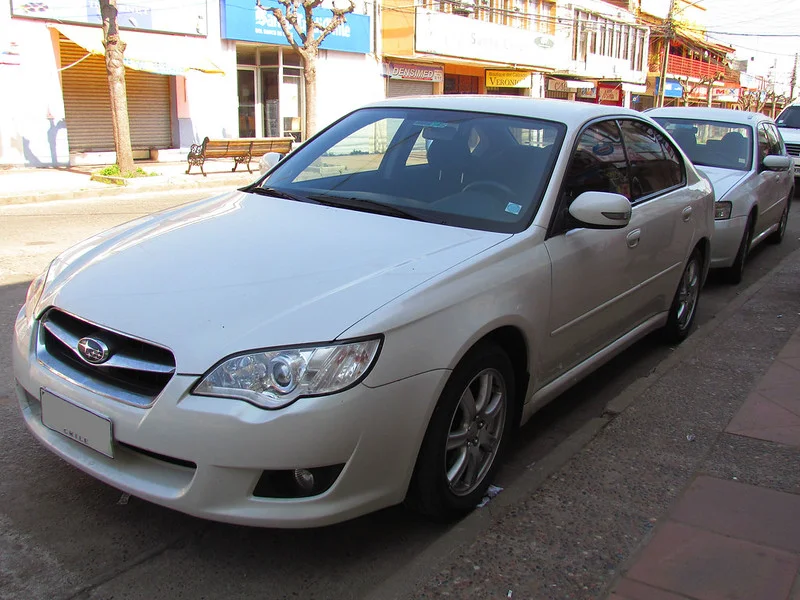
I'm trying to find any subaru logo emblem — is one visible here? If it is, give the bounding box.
[77,337,110,365]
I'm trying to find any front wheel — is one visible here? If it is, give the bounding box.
[406,343,515,520]
[662,248,702,344]
[768,199,790,245]
[724,216,753,285]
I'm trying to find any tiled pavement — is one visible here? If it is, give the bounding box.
[607,326,800,600]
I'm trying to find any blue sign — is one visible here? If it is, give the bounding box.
[655,77,684,98]
[221,0,371,54]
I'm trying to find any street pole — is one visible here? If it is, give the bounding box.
[791,53,798,102]
[657,0,676,108]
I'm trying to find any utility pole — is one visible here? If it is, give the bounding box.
[791,53,798,102]
[657,0,677,108]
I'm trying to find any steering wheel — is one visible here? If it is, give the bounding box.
[461,180,515,197]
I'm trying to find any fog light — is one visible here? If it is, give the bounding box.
[294,468,315,491]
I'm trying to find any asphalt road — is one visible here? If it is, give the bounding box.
[1,192,798,600]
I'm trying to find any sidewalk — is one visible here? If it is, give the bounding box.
[607,326,800,600]
[369,249,800,600]
[0,160,258,205]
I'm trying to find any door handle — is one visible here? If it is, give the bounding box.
[626,228,641,248]
[682,206,693,222]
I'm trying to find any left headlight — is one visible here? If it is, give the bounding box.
[24,265,49,320]
[193,337,383,409]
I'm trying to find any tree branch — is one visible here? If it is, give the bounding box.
[256,0,305,48]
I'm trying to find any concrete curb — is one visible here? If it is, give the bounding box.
[0,175,255,206]
[363,246,800,600]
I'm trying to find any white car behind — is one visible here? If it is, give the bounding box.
[650,107,793,283]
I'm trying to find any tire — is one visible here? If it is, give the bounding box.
[406,343,516,520]
[725,216,753,285]
[662,248,702,344]
[768,199,790,245]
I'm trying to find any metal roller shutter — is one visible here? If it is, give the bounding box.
[386,79,434,98]
[59,38,172,152]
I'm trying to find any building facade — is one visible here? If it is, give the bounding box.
[0,0,382,167]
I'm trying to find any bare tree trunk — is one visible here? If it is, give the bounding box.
[99,0,134,174]
[304,58,317,138]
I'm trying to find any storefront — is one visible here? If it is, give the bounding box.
[383,61,443,97]
[2,0,231,166]
[221,0,375,141]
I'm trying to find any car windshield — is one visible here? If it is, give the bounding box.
[257,107,566,233]
[776,106,800,128]
[653,117,752,171]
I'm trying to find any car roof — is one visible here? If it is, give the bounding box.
[647,106,770,126]
[361,95,646,127]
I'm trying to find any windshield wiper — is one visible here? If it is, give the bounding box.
[305,194,433,223]
[244,186,309,203]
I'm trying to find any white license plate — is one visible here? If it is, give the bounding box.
[41,389,114,458]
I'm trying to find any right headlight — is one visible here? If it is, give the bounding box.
[193,337,383,409]
[714,201,732,220]
[24,265,50,321]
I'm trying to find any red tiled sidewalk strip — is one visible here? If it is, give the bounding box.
[725,329,800,448]
[613,519,800,600]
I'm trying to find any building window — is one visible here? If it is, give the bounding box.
[573,9,648,69]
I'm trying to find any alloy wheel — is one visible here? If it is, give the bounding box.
[676,256,700,331]
[445,368,507,496]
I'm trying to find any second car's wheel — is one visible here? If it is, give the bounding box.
[768,200,790,245]
[662,248,702,344]
[725,216,753,285]
[406,343,516,520]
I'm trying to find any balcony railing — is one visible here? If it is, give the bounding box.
[667,54,726,80]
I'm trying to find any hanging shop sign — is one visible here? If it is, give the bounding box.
[222,0,371,54]
[485,70,532,88]
[598,84,622,103]
[655,77,684,98]
[384,62,443,82]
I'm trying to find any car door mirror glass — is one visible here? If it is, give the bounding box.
[568,191,631,229]
[762,154,793,171]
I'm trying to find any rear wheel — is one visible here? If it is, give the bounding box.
[662,248,702,344]
[725,216,753,284]
[768,199,790,244]
[406,343,515,520]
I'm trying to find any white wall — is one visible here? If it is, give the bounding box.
[0,19,69,167]
[315,50,385,131]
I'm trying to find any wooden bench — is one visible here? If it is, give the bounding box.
[186,137,294,176]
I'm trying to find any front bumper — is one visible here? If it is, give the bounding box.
[13,309,449,528]
[710,215,748,269]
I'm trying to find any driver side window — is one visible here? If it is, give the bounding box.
[562,120,630,203]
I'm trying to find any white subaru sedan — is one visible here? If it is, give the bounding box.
[13,97,714,528]
[648,107,793,283]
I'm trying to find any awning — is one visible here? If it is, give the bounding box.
[49,23,224,76]
[622,83,647,93]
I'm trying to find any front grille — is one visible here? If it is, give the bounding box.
[36,308,176,407]
[784,142,800,157]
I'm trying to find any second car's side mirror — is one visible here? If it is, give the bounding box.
[568,191,632,229]
[762,154,793,171]
[259,152,284,176]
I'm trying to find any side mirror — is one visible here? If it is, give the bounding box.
[568,191,632,229]
[259,152,284,176]
[762,154,793,171]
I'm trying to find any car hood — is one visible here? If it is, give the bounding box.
[41,191,509,373]
[695,166,748,201]
[776,126,800,142]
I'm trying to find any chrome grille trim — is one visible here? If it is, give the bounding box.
[35,308,176,408]
[784,142,800,157]
[42,319,175,375]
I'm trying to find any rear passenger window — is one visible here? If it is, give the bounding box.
[619,120,683,201]
[562,120,630,203]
